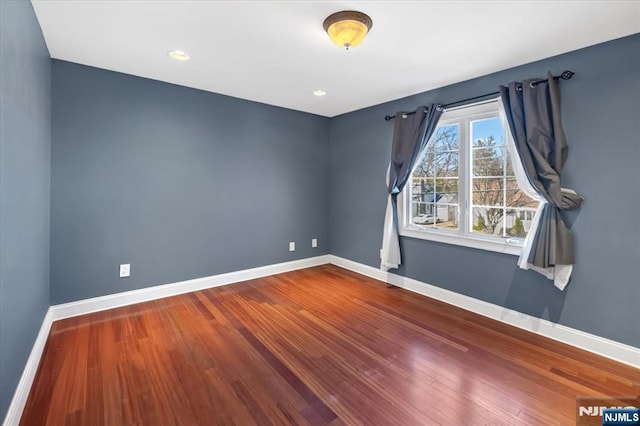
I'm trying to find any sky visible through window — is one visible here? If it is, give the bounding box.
[472,117,502,146]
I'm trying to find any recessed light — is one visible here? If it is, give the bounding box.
[168,50,190,61]
[313,90,327,97]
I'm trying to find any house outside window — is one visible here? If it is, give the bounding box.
[398,99,539,255]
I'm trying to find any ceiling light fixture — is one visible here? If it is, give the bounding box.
[323,10,372,50]
[313,90,327,97]
[168,50,190,61]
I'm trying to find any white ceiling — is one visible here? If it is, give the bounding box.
[31,1,639,117]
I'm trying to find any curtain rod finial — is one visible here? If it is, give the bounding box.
[560,70,574,80]
[384,115,393,121]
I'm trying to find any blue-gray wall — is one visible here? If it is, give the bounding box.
[0,0,51,419]
[51,60,329,304]
[329,34,640,348]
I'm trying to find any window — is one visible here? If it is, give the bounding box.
[398,99,539,255]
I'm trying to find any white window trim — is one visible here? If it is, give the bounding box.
[398,98,529,257]
[398,225,524,256]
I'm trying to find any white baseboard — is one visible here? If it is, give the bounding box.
[3,307,53,426]
[328,255,640,369]
[52,255,331,320]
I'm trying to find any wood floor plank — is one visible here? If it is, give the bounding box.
[21,265,639,425]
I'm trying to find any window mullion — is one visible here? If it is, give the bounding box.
[459,118,468,237]
[503,151,507,238]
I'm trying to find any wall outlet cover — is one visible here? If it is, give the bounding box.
[119,264,130,278]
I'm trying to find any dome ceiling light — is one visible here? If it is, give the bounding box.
[323,10,373,50]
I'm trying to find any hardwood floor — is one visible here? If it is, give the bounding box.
[21,265,639,425]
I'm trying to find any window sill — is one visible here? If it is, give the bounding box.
[399,226,523,256]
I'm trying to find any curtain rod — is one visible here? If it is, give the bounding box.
[384,70,575,121]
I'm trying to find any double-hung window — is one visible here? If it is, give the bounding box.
[398,99,539,255]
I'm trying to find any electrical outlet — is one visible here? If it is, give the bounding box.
[289,242,295,252]
[312,238,318,248]
[119,263,130,278]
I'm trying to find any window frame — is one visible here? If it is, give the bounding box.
[397,99,535,256]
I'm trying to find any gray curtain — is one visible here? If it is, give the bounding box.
[500,73,583,288]
[380,105,443,271]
